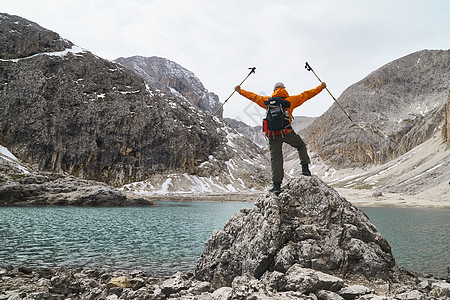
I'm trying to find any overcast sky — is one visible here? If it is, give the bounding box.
[3,0,450,126]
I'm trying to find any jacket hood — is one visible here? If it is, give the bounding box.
[272,87,289,98]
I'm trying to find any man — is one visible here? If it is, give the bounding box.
[235,81,326,194]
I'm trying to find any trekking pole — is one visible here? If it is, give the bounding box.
[305,62,353,122]
[212,67,256,117]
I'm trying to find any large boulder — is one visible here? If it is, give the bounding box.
[195,176,395,288]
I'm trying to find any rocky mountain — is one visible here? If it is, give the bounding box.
[115,56,223,117]
[296,50,450,203]
[0,13,269,192]
[306,49,450,168]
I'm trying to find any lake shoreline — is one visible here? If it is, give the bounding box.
[140,188,450,209]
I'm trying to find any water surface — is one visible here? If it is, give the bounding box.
[0,203,448,277]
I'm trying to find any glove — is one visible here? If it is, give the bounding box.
[321,82,327,89]
[234,85,241,92]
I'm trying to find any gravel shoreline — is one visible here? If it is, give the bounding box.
[1,264,449,300]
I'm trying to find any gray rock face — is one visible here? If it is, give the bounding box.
[195,176,395,288]
[115,55,223,117]
[0,13,73,59]
[306,50,450,167]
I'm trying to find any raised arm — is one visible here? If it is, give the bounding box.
[235,85,270,109]
[289,83,326,109]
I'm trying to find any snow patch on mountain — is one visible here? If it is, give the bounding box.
[120,120,270,195]
[0,145,29,174]
[0,45,85,62]
[120,172,255,195]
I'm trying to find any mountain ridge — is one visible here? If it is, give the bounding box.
[306,49,449,167]
[115,55,223,117]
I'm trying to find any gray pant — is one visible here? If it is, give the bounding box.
[268,131,310,184]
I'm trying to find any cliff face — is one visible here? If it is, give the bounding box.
[306,50,450,168]
[0,13,269,188]
[115,56,223,117]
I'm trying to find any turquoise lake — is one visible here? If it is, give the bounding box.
[0,202,448,277]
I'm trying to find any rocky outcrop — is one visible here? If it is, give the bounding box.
[306,50,450,168]
[0,150,154,206]
[0,13,72,59]
[195,176,395,289]
[0,13,269,189]
[443,91,450,148]
[115,56,223,117]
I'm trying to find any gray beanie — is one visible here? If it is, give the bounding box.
[273,82,285,91]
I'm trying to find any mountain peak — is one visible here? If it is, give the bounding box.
[0,12,73,59]
[115,56,223,117]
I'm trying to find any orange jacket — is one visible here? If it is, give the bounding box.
[238,84,324,123]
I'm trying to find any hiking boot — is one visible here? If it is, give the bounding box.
[269,183,281,195]
[301,164,311,176]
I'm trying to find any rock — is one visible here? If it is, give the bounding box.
[130,277,146,290]
[356,295,395,300]
[338,285,373,300]
[316,290,345,300]
[107,276,131,288]
[195,176,395,288]
[395,289,427,300]
[371,191,383,197]
[230,274,266,299]
[270,265,344,293]
[107,286,123,297]
[210,286,232,299]
[187,280,212,295]
[159,272,191,296]
[430,281,450,298]
[49,273,82,295]
[17,265,32,275]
